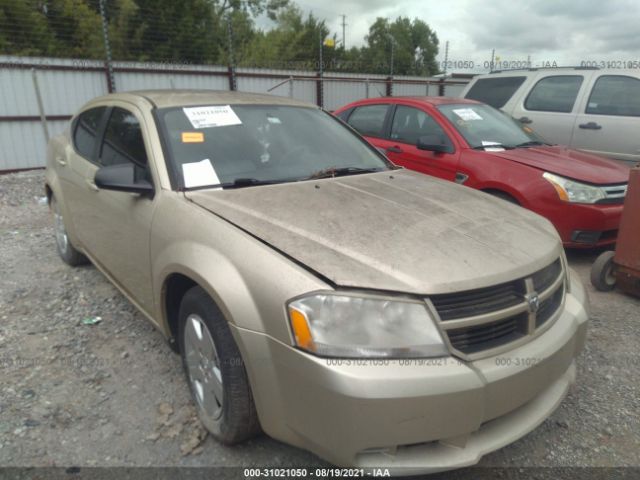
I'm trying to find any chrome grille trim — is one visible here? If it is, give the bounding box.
[428,258,566,361]
[602,183,627,199]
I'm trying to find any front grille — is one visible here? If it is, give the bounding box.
[597,183,627,204]
[536,285,564,328]
[532,258,562,292]
[448,313,528,355]
[430,258,565,359]
[431,282,525,321]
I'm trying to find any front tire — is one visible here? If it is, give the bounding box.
[488,190,519,205]
[51,195,88,266]
[178,286,260,444]
[590,251,617,292]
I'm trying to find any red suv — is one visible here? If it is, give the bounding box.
[335,97,630,247]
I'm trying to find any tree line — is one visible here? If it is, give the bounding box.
[0,0,440,75]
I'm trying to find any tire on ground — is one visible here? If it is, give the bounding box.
[178,286,261,444]
[590,250,617,292]
[51,195,89,266]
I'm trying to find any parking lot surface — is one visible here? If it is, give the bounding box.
[0,170,638,476]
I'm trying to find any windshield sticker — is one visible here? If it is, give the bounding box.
[181,132,204,143]
[182,159,221,188]
[183,105,242,129]
[481,141,505,152]
[453,108,483,121]
[267,116,282,124]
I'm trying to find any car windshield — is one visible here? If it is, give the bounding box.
[157,104,391,189]
[437,103,547,150]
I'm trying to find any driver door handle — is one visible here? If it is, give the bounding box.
[386,145,403,154]
[56,156,67,166]
[519,117,533,124]
[579,122,602,130]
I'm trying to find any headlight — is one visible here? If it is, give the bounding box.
[543,172,605,204]
[287,293,448,358]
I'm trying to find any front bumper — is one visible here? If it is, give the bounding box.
[543,201,623,247]
[233,270,588,474]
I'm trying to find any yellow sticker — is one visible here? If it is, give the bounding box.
[181,132,204,143]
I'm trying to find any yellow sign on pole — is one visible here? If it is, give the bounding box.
[323,38,335,48]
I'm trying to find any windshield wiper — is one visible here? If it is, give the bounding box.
[514,140,546,148]
[218,178,286,189]
[306,166,383,180]
[472,144,515,150]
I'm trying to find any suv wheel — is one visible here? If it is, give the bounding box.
[178,286,261,444]
[51,195,88,266]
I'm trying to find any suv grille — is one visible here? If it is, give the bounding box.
[430,258,565,358]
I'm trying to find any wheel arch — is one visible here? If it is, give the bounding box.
[162,272,199,352]
[478,184,525,205]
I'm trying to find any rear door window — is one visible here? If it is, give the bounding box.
[524,75,583,113]
[73,107,106,160]
[465,77,526,108]
[347,104,389,137]
[586,75,640,116]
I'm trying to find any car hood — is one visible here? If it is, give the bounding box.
[186,170,562,294]
[487,145,630,184]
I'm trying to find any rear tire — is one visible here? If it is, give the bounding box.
[591,251,616,292]
[51,195,88,266]
[178,286,260,444]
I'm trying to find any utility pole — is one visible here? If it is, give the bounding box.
[317,28,324,108]
[490,48,495,71]
[99,0,115,92]
[439,41,449,96]
[442,40,449,75]
[227,16,237,91]
[389,35,394,77]
[341,15,347,50]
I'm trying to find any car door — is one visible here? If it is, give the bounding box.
[60,107,108,239]
[74,104,157,314]
[571,73,640,164]
[383,105,459,181]
[345,103,392,153]
[510,73,589,145]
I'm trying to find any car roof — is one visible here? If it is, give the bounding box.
[87,89,317,109]
[396,96,481,105]
[346,96,482,107]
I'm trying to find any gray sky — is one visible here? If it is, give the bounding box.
[263,0,640,72]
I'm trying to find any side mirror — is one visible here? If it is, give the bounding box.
[416,135,452,154]
[94,163,154,197]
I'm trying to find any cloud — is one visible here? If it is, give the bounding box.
[262,0,640,70]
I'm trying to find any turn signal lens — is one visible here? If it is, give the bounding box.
[288,307,315,351]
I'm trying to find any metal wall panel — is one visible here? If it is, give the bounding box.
[0,56,469,171]
[0,120,68,171]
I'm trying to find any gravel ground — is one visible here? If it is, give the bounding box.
[0,170,638,478]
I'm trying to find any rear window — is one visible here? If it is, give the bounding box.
[465,77,526,108]
[347,104,389,137]
[73,107,106,160]
[586,75,640,116]
[524,75,583,113]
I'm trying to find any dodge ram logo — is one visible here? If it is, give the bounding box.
[527,293,540,313]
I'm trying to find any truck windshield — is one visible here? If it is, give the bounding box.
[157,104,391,189]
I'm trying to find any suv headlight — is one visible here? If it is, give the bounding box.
[543,172,605,204]
[287,293,448,358]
